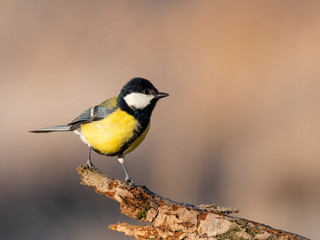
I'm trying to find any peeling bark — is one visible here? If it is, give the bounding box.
[77,166,309,240]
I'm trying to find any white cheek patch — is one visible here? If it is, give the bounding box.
[124,92,155,110]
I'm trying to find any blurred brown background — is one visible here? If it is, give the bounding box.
[1,1,319,239]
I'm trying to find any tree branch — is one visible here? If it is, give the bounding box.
[77,166,309,240]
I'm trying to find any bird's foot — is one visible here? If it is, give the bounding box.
[125,177,134,186]
[82,160,97,171]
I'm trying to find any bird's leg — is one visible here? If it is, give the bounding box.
[84,147,96,169]
[118,157,133,183]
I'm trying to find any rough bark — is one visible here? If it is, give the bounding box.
[77,166,309,240]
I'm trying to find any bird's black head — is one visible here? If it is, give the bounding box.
[118,77,169,117]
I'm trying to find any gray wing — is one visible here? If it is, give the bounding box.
[68,105,115,131]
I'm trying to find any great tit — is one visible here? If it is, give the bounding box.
[30,77,169,182]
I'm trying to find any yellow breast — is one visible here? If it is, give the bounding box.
[80,109,139,155]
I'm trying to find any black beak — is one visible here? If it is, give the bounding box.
[157,92,169,99]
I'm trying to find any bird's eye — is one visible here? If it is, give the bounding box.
[144,89,150,94]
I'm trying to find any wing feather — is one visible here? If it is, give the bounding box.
[69,96,118,131]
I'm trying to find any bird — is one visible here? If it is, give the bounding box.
[30,77,169,182]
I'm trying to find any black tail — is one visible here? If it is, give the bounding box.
[29,125,71,133]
